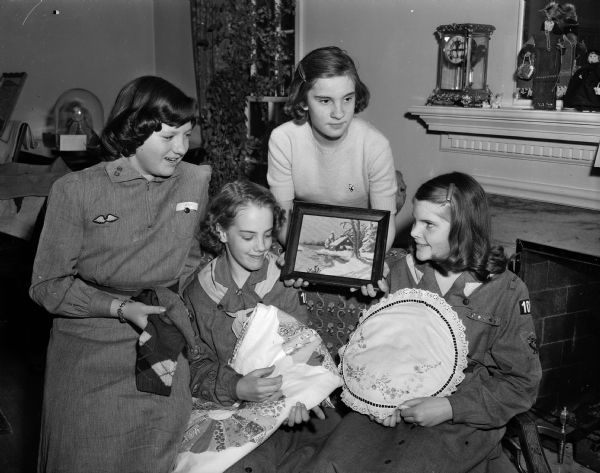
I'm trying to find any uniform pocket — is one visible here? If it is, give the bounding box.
[172,207,199,240]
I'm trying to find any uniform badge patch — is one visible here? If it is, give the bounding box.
[526,333,539,354]
[93,214,119,224]
[518,299,531,315]
[348,184,355,192]
[176,202,198,212]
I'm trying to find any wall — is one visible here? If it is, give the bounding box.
[153,0,197,101]
[0,0,196,143]
[296,0,600,234]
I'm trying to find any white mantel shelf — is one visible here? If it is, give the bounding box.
[407,105,600,210]
[407,106,600,147]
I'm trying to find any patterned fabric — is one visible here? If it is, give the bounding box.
[302,248,408,356]
[136,314,186,396]
[175,304,341,473]
[339,288,468,420]
[133,287,199,396]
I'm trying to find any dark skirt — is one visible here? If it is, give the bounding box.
[38,316,191,473]
[301,411,504,473]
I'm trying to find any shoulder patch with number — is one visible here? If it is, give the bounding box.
[519,299,531,315]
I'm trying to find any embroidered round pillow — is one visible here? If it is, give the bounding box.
[339,288,468,420]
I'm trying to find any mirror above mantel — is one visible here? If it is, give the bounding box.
[407,105,600,210]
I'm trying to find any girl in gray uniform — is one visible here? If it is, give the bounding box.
[30,76,211,473]
[183,180,341,473]
[305,172,542,473]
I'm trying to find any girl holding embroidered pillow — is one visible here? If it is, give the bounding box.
[304,172,542,472]
[268,46,404,252]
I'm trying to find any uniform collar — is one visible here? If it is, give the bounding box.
[408,254,482,298]
[105,157,181,183]
[198,254,272,311]
[213,253,271,293]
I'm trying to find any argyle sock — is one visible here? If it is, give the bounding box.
[135,312,186,396]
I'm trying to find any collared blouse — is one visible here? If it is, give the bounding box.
[30,157,211,318]
[389,254,542,429]
[185,253,309,405]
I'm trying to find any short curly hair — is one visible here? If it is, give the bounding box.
[200,180,286,255]
[413,172,507,280]
[101,76,197,159]
[285,46,370,121]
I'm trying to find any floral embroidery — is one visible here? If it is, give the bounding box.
[339,288,468,420]
[178,308,340,469]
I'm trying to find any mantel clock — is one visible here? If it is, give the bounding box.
[427,23,495,107]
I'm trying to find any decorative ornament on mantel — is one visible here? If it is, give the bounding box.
[427,23,495,108]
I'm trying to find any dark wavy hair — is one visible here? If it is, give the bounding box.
[201,180,286,254]
[100,76,197,159]
[285,46,370,121]
[413,172,507,280]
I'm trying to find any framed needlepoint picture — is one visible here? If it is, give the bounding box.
[281,202,390,288]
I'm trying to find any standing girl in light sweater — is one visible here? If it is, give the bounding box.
[267,46,404,252]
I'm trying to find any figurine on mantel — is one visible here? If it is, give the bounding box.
[564,49,600,111]
[516,2,583,110]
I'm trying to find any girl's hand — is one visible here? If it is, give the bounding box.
[352,262,390,297]
[111,299,166,330]
[286,403,326,427]
[277,252,310,288]
[283,277,310,288]
[399,397,453,427]
[236,366,283,402]
[356,278,389,298]
[369,409,402,427]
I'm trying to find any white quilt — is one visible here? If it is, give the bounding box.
[174,304,342,473]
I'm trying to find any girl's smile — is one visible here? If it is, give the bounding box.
[218,203,274,287]
[130,122,192,180]
[410,200,452,263]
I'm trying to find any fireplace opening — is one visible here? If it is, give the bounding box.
[513,239,600,470]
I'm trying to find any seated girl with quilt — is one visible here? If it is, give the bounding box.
[175,180,341,473]
[303,172,542,473]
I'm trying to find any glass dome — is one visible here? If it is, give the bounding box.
[54,88,104,151]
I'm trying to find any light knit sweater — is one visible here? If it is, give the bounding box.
[267,117,397,213]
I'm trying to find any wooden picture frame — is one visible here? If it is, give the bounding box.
[281,202,390,288]
[0,73,27,136]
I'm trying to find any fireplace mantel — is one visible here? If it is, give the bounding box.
[407,105,600,210]
[408,106,600,147]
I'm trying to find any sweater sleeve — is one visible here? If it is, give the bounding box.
[267,126,295,203]
[367,137,398,215]
[29,175,114,318]
[448,278,542,428]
